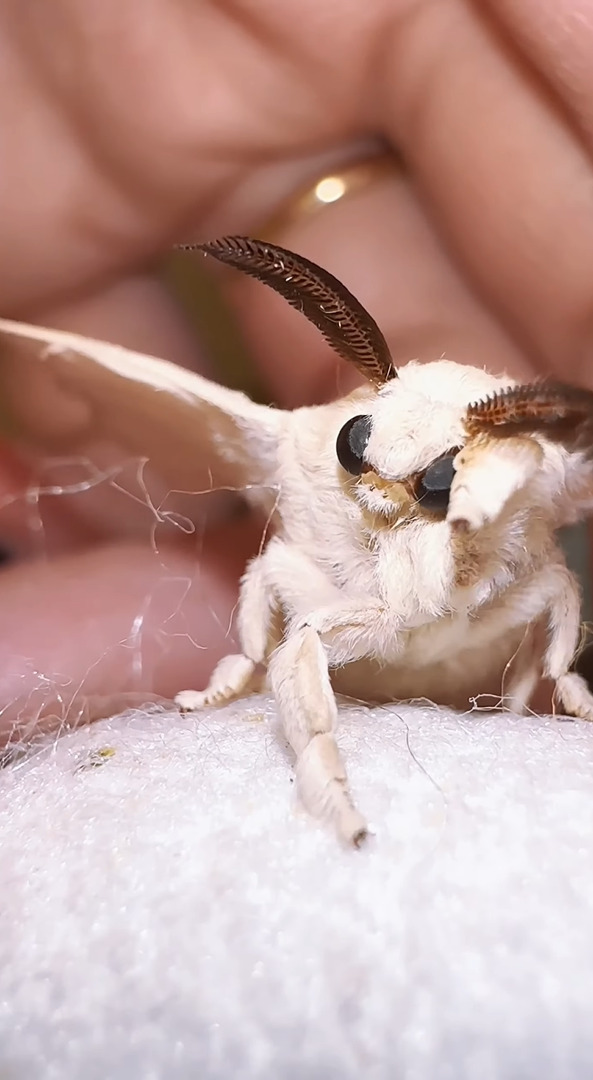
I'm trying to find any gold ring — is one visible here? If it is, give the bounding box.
[258,151,400,241]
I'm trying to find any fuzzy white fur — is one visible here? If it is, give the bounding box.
[2,695,593,1078]
[176,360,593,844]
[1,317,592,847]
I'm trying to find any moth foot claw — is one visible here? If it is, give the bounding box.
[175,654,257,713]
[554,672,593,722]
[349,823,370,848]
[175,689,210,712]
[338,804,370,848]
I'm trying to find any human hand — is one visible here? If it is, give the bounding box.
[1,0,592,740]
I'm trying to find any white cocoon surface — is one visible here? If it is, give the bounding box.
[2,695,593,1079]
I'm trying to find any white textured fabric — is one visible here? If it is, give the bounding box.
[2,695,593,1079]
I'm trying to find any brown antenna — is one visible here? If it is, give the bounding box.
[466,382,593,453]
[178,236,395,385]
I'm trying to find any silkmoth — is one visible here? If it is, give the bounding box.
[2,236,593,846]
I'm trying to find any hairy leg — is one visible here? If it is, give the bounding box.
[176,549,279,711]
[543,567,593,721]
[269,625,368,846]
[501,623,542,714]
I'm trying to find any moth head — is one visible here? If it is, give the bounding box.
[334,361,516,522]
[335,409,457,519]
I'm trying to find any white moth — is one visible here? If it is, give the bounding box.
[2,235,593,845]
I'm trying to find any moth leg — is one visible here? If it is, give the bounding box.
[175,551,280,712]
[176,654,259,712]
[262,537,345,616]
[269,626,368,847]
[501,624,542,715]
[501,656,537,717]
[236,549,283,662]
[541,567,593,720]
[292,601,387,668]
[503,661,541,715]
[447,437,543,531]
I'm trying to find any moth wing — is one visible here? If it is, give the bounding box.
[0,318,282,504]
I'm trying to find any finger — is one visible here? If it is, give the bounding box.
[378,0,593,385]
[6,0,588,401]
[481,0,593,143]
[0,514,261,744]
[209,162,532,409]
[6,0,593,401]
[0,0,377,313]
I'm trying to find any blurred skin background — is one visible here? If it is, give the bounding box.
[1,0,593,741]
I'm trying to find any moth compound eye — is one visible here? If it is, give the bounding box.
[416,453,457,512]
[336,415,372,475]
